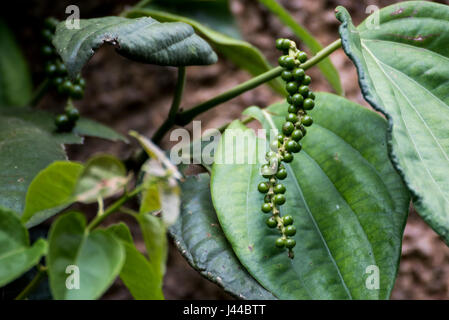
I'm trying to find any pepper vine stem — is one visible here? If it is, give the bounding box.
[152,67,186,144]
[15,264,47,300]
[174,39,341,128]
[86,185,144,231]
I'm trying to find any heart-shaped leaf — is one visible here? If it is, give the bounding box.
[336,2,449,243]
[126,3,285,93]
[47,211,125,300]
[170,173,276,299]
[211,92,409,299]
[107,223,164,300]
[0,208,47,287]
[53,16,217,78]
[22,161,84,228]
[73,155,129,204]
[0,19,32,107]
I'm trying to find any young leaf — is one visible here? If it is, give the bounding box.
[137,213,168,279]
[126,4,285,94]
[258,0,343,95]
[211,93,410,299]
[336,2,449,243]
[22,161,84,228]
[53,16,217,78]
[0,208,47,287]
[0,19,32,107]
[73,155,129,204]
[170,173,276,299]
[107,223,164,300]
[47,211,125,300]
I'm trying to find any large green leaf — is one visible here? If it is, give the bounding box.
[137,213,168,279]
[0,208,47,287]
[53,16,217,78]
[22,161,84,228]
[107,223,164,300]
[336,2,449,243]
[211,92,410,299]
[126,4,285,93]
[170,173,276,299]
[258,0,342,95]
[0,19,32,106]
[47,211,125,300]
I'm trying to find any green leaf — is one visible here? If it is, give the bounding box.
[0,208,47,286]
[47,211,125,300]
[107,223,164,300]
[258,0,342,95]
[0,19,32,106]
[211,92,410,299]
[22,161,84,228]
[75,118,128,143]
[336,2,449,243]
[170,173,276,299]
[53,16,217,78]
[73,155,129,204]
[126,4,285,94]
[137,213,168,278]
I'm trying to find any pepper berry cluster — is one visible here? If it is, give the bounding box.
[41,17,85,132]
[257,38,316,259]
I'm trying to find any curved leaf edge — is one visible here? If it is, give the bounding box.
[336,5,440,242]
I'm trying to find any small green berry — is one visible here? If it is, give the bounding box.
[280,39,291,51]
[285,238,296,249]
[266,151,276,160]
[65,107,80,122]
[58,80,74,95]
[55,61,67,76]
[273,184,286,194]
[44,17,59,32]
[266,216,278,228]
[285,113,298,123]
[278,55,288,67]
[275,238,286,248]
[286,95,293,104]
[287,104,298,113]
[297,51,308,63]
[282,121,295,135]
[69,84,84,99]
[286,140,301,153]
[291,129,303,141]
[77,77,86,89]
[276,168,287,180]
[41,45,54,57]
[285,81,298,95]
[41,29,53,43]
[54,114,73,132]
[298,85,309,96]
[282,152,293,163]
[261,164,273,178]
[270,139,280,151]
[45,63,57,76]
[303,75,311,85]
[277,133,285,143]
[292,68,305,81]
[282,215,294,226]
[291,93,304,107]
[281,70,293,81]
[308,91,315,100]
[52,77,64,87]
[301,115,313,127]
[264,195,271,203]
[283,56,296,70]
[275,38,285,50]
[262,203,273,213]
[303,98,315,110]
[258,182,270,194]
[285,225,297,236]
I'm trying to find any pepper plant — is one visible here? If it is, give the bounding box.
[1,0,449,300]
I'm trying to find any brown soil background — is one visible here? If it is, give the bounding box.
[6,0,449,299]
